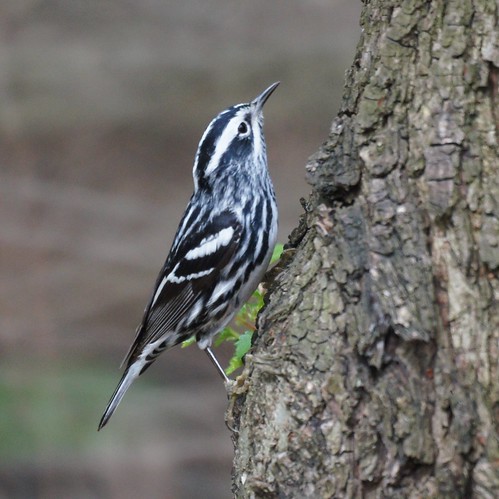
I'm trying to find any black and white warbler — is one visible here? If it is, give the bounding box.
[98,82,279,430]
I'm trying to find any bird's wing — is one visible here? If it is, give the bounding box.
[122,210,242,367]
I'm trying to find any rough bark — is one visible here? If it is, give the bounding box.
[230,0,499,497]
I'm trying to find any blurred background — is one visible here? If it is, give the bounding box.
[0,1,361,497]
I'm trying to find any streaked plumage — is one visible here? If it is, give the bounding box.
[98,82,279,430]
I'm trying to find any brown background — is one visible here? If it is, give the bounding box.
[0,1,361,497]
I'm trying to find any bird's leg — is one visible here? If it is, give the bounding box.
[205,347,230,383]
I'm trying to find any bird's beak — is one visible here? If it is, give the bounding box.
[252,81,280,112]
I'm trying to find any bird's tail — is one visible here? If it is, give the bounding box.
[98,363,141,430]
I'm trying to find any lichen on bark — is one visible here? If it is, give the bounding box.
[230,1,499,497]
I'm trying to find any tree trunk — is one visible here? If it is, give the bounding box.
[230,0,499,497]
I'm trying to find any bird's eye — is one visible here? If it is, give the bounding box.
[238,121,249,135]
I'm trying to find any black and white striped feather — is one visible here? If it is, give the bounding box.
[99,82,279,429]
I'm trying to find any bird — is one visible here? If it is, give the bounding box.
[98,82,279,430]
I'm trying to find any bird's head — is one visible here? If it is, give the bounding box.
[192,82,279,192]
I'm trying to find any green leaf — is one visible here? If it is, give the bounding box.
[225,356,243,376]
[214,326,238,347]
[271,243,284,264]
[181,336,196,348]
[225,330,253,375]
[234,292,262,329]
[235,330,253,359]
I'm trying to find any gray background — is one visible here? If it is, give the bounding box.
[0,1,361,497]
